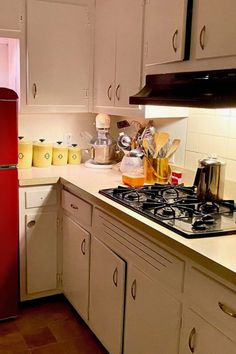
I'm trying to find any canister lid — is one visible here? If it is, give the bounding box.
[18,136,32,145]
[53,141,68,149]
[33,139,52,148]
[199,155,225,166]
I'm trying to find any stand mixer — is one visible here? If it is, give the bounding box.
[85,114,116,168]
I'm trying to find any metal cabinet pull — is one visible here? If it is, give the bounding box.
[172,29,178,52]
[218,302,236,318]
[199,25,206,50]
[107,84,112,101]
[70,203,78,210]
[131,279,137,300]
[32,83,37,98]
[115,84,121,101]
[113,267,118,287]
[27,220,36,228]
[188,327,196,353]
[81,239,86,255]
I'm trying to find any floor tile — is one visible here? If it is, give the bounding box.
[22,327,57,349]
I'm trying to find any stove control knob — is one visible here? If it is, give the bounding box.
[202,214,215,224]
[192,219,207,230]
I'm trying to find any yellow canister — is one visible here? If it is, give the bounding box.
[33,139,53,167]
[68,144,81,165]
[52,141,68,166]
[18,137,33,169]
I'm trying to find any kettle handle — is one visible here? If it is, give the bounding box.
[193,167,203,187]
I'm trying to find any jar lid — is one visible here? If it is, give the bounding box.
[18,136,32,145]
[33,139,52,148]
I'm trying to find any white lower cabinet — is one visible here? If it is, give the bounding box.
[19,185,61,301]
[89,237,126,354]
[124,264,181,354]
[90,208,184,354]
[180,309,236,354]
[26,211,58,294]
[63,215,90,321]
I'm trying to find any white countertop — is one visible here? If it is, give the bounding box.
[18,164,236,282]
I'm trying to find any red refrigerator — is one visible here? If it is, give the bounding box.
[0,88,18,320]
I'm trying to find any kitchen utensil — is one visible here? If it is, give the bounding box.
[144,156,171,184]
[117,132,132,152]
[193,156,226,201]
[129,148,144,158]
[33,139,53,167]
[52,141,68,166]
[89,114,116,165]
[165,139,181,159]
[18,136,33,169]
[153,132,169,158]
[68,144,81,165]
[120,156,143,173]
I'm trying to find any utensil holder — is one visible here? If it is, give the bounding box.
[144,157,171,184]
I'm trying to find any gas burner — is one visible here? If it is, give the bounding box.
[198,201,220,214]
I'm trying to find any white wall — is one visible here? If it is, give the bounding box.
[19,112,97,148]
[185,108,236,181]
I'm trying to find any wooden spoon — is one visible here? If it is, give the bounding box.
[165,139,181,159]
[153,132,169,158]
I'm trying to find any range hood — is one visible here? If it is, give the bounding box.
[129,69,236,108]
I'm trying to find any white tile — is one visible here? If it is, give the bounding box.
[197,135,228,158]
[186,132,199,151]
[228,115,236,138]
[184,151,207,171]
[225,159,236,181]
[227,138,236,160]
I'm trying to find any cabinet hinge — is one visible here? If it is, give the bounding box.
[82,89,89,98]
[19,14,24,23]
[144,41,148,57]
[144,0,150,5]
[57,273,63,287]
[86,9,91,25]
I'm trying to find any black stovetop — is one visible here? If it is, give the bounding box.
[99,184,236,239]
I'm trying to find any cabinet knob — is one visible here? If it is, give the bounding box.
[81,239,86,255]
[32,83,37,99]
[70,203,78,210]
[218,302,236,318]
[188,327,196,353]
[27,220,36,228]
[172,29,178,52]
[107,85,112,101]
[199,25,206,50]
[113,267,118,287]
[115,84,121,101]
[131,279,137,300]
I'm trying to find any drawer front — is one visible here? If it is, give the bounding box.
[187,267,236,336]
[62,190,92,228]
[94,208,185,293]
[25,187,57,208]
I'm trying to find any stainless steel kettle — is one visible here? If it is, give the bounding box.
[193,156,226,201]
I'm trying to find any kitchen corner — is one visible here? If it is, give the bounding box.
[18,164,236,284]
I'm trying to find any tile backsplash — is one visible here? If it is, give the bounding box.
[185,108,236,181]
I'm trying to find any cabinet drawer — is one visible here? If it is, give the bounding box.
[188,267,236,336]
[62,190,92,228]
[25,187,57,208]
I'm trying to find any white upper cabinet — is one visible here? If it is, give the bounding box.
[26,0,91,112]
[194,0,236,59]
[94,0,144,115]
[0,0,24,33]
[144,0,189,66]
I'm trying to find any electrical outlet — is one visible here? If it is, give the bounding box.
[64,133,72,146]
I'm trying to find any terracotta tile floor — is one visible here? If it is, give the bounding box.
[0,295,108,354]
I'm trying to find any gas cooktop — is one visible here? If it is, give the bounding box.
[99,184,236,239]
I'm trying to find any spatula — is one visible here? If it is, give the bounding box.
[165,139,181,159]
[153,132,169,158]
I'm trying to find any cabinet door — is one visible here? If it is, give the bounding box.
[63,215,90,321]
[26,211,58,294]
[124,264,181,354]
[114,0,143,107]
[0,0,23,32]
[195,0,236,59]
[144,0,188,65]
[89,237,126,354]
[94,0,116,107]
[180,309,236,354]
[27,0,90,109]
